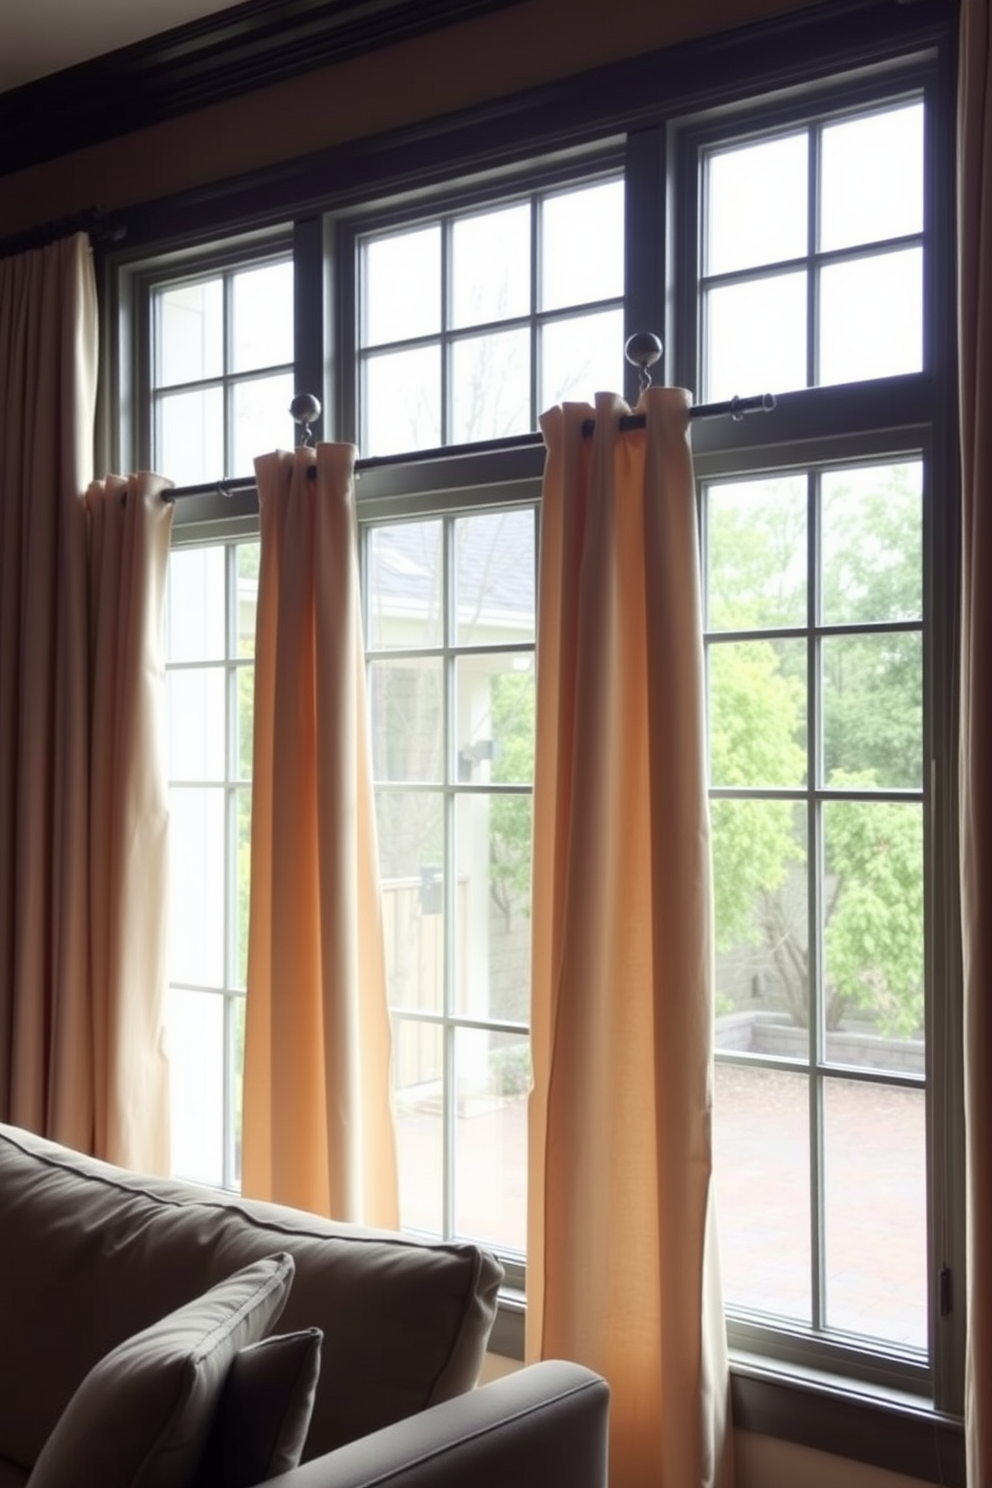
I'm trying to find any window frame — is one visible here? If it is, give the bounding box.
[107,2,965,1474]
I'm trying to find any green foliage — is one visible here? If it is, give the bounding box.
[706,463,924,1037]
[824,773,924,1036]
[488,669,535,920]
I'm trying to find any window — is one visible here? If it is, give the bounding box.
[365,505,537,1252]
[119,3,962,1462]
[350,174,625,454]
[163,536,259,1189]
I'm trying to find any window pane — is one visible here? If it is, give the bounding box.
[713,1063,811,1323]
[541,307,625,407]
[166,668,226,781]
[456,657,535,783]
[367,520,443,649]
[709,639,807,788]
[235,787,251,989]
[705,133,808,275]
[451,329,531,442]
[821,462,923,626]
[818,249,923,385]
[231,260,293,372]
[451,203,530,328]
[823,633,922,789]
[454,509,536,646]
[454,1027,528,1252]
[364,346,442,456]
[370,659,443,783]
[824,1079,927,1348]
[156,278,223,386]
[232,373,296,474]
[706,474,808,630]
[393,1017,443,1237]
[377,791,445,1013]
[540,179,624,311]
[712,801,808,1032]
[454,792,532,1023]
[236,541,260,658]
[168,785,225,988]
[157,386,224,486]
[363,226,441,344]
[820,103,924,253]
[168,988,224,1185]
[166,545,226,662]
[705,271,807,401]
[823,801,924,1050]
[235,661,254,779]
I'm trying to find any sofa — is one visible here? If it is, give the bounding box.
[0,1122,609,1488]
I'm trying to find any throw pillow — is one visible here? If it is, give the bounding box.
[27,1251,295,1488]
[193,1329,323,1488]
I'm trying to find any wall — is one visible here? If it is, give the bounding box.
[0,3,941,1483]
[0,0,823,237]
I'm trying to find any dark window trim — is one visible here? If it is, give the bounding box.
[0,0,527,178]
[101,0,956,259]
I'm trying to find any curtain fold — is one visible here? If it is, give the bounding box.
[242,444,399,1226]
[0,233,171,1168]
[958,2,992,1480]
[86,473,173,1170]
[527,389,732,1488]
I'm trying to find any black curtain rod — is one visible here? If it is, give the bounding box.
[0,206,126,261]
[163,391,776,501]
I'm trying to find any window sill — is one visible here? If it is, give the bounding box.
[487,1296,965,1486]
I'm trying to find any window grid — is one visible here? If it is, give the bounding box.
[150,251,294,485]
[702,456,928,1380]
[697,96,925,401]
[355,175,625,457]
[164,538,255,1191]
[362,506,535,1253]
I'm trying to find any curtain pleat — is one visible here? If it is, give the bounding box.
[242,445,398,1225]
[0,234,172,1169]
[86,473,173,1170]
[527,389,732,1488]
[958,2,992,1479]
[0,235,96,1146]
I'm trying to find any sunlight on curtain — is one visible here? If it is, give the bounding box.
[527,389,732,1488]
[242,445,398,1224]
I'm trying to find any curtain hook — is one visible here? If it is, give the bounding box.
[624,332,663,396]
[290,392,322,448]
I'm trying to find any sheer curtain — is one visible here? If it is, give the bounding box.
[0,234,171,1168]
[527,389,732,1488]
[242,444,398,1225]
[958,1,992,1479]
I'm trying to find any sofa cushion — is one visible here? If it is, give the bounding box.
[193,1329,323,1488]
[0,1124,502,1472]
[26,1252,294,1488]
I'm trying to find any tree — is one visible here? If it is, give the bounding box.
[706,463,924,1035]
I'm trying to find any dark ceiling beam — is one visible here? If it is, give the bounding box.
[0,0,524,178]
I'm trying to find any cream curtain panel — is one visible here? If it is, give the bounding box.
[527,390,732,1488]
[0,233,171,1168]
[958,1,992,1480]
[242,444,398,1226]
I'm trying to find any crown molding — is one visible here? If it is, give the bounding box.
[0,0,524,178]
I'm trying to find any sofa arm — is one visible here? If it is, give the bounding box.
[262,1361,609,1488]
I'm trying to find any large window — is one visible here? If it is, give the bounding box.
[121,7,961,1465]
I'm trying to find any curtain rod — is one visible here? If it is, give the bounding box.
[0,206,126,261]
[162,390,777,501]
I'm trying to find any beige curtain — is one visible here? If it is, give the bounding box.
[0,233,172,1169]
[527,389,732,1488]
[958,2,992,1480]
[242,444,398,1225]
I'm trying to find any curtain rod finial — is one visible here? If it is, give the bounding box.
[290,392,322,447]
[625,332,663,394]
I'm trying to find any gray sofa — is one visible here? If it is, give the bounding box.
[0,1122,609,1488]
